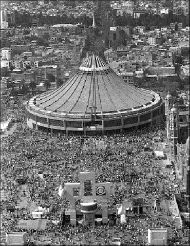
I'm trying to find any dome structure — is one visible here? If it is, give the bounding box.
[26,54,164,133]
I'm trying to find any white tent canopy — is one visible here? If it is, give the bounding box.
[117,205,124,215]
[0,119,11,132]
[120,214,126,224]
[163,159,172,167]
[32,211,43,219]
[154,150,165,158]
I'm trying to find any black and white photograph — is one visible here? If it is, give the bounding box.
[0,0,189,245]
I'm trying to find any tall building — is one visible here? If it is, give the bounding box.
[165,92,189,145]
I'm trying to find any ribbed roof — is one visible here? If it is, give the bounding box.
[34,55,155,115]
[79,54,109,72]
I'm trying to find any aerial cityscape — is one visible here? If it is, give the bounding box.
[0,0,189,245]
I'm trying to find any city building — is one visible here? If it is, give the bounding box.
[147,37,156,46]
[1,48,11,68]
[0,10,8,29]
[6,232,29,246]
[59,171,113,226]
[115,0,134,16]
[120,71,134,85]
[148,228,168,245]
[1,48,11,60]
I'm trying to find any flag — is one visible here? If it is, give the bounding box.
[117,204,124,215]
[38,173,43,179]
[52,220,59,225]
[58,185,64,197]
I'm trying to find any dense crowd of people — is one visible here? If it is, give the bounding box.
[0,96,186,245]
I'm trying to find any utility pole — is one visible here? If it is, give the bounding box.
[156,0,159,15]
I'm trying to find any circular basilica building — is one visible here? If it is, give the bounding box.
[26,54,164,133]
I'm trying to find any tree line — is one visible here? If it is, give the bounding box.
[13,11,92,27]
[12,10,189,28]
[115,11,189,28]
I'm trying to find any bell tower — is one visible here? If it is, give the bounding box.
[165,92,172,140]
[169,104,179,157]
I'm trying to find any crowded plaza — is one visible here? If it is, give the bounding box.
[0,93,186,246]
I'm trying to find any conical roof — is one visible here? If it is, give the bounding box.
[34,55,157,116]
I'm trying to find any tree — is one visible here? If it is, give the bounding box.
[1,67,9,78]
[37,37,49,47]
[42,32,50,41]
[20,83,29,95]
[10,88,17,97]
[29,81,37,95]
[7,80,15,89]
[119,29,126,46]
[44,79,51,91]
[170,90,178,98]
[23,29,30,35]
[57,79,64,88]
[172,54,183,76]
[47,73,55,82]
